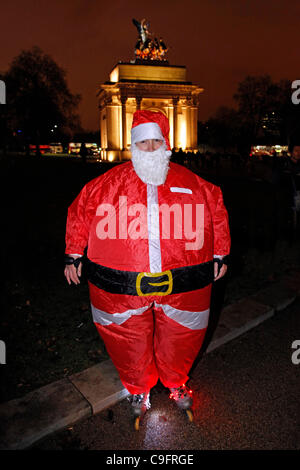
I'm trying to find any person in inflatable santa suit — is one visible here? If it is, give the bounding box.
[64,110,230,427]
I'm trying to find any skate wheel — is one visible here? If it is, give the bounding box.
[186,409,193,422]
[134,417,140,431]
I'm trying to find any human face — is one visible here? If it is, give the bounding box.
[131,138,170,185]
[135,139,164,152]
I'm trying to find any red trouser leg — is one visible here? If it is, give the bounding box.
[94,305,159,394]
[153,305,207,388]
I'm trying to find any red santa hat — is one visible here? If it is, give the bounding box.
[131,110,172,157]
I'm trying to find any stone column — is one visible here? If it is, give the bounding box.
[173,97,179,150]
[167,105,174,149]
[185,96,191,150]
[100,108,107,155]
[186,105,191,150]
[106,101,120,161]
[191,105,198,149]
[105,103,113,149]
[121,96,127,151]
[181,105,187,150]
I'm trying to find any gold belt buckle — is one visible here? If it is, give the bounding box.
[136,270,173,296]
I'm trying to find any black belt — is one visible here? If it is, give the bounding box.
[85,258,214,296]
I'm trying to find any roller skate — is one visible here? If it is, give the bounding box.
[127,391,151,430]
[169,384,194,422]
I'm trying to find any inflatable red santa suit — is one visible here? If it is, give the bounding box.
[64,110,230,422]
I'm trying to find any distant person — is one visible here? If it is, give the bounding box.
[79,142,88,163]
[176,147,185,165]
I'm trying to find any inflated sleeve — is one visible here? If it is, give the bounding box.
[213,187,231,256]
[65,184,93,255]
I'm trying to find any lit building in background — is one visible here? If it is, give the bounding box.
[250,145,289,157]
[97,62,204,161]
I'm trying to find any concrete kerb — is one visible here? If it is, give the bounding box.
[0,274,299,450]
[0,378,92,450]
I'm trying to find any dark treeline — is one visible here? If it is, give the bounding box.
[197,75,300,156]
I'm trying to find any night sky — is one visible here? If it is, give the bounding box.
[1,0,300,130]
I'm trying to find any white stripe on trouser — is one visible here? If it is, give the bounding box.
[154,302,209,330]
[91,304,149,326]
[91,303,209,330]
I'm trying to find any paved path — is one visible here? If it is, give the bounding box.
[32,298,300,451]
[1,271,299,450]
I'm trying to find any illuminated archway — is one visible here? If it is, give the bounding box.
[98,63,203,161]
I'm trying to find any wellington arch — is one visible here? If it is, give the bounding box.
[97,20,204,161]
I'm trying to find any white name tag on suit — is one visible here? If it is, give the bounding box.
[170,187,193,194]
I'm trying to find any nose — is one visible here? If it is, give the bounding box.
[147,140,155,152]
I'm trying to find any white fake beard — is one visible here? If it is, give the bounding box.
[131,144,171,186]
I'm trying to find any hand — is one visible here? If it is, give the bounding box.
[214,261,227,281]
[64,261,82,285]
